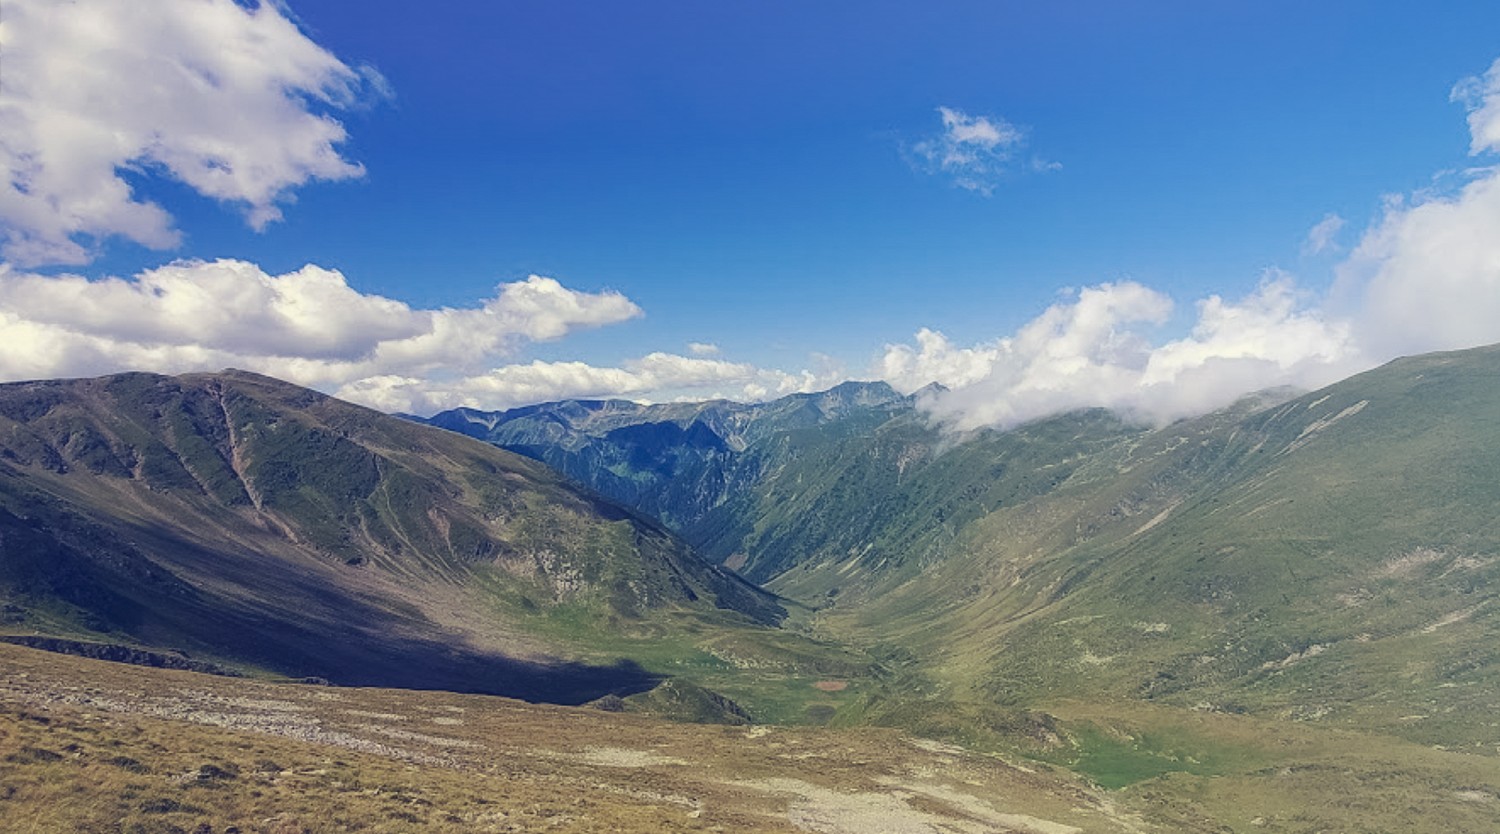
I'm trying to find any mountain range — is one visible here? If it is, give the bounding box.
[421,344,1500,750]
[4,345,1500,831]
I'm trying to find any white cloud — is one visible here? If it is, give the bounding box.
[332,354,839,415]
[1137,276,1360,417]
[882,277,1361,432]
[1333,172,1500,360]
[879,328,1000,393]
[0,260,641,390]
[0,258,845,415]
[1144,274,1351,381]
[887,170,1500,431]
[2,260,416,362]
[1324,62,1500,361]
[891,221,1500,428]
[938,107,1020,149]
[1453,57,1500,155]
[1302,213,1346,256]
[909,106,1047,195]
[883,56,1500,433]
[0,0,385,265]
[688,341,721,356]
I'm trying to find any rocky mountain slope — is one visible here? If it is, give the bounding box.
[0,370,789,704]
[422,380,924,580]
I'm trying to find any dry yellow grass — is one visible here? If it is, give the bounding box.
[0,644,1133,833]
[8,643,1498,833]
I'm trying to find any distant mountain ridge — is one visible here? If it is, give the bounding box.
[421,380,915,546]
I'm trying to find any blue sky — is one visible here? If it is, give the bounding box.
[5,1,1500,422]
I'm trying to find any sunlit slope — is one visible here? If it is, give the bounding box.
[808,345,1500,748]
[409,344,1500,744]
[692,407,1143,586]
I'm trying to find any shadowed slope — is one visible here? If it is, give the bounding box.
[0,370,785,703]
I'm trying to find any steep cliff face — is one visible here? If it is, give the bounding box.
[0,370,783,702]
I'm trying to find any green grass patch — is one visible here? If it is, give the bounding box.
[1043,725,1227,788]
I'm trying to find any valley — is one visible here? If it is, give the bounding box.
[3,345,1500,831]
[427,344,1500,753]
[0,370,859,717]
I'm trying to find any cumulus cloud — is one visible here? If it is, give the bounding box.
[0,258,844,414]
[2,260,416,363]
[895,236,1492,425]
[1331,173,1500,360]
[1302,213,1346,255]
[879,328,1001,393]
[881,56,1500,433]
[688,341,721,356]
[1326,61,1500,360]
[0,0,385,265]
[880,212,1490,431]
[909,107,1051,194]
[0,259,641,391]
[882,277,1361,432]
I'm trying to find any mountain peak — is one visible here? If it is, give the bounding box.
[823,379,900,400]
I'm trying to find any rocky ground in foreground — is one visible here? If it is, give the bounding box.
[6,643,1500,833]
[0,644,1137,834]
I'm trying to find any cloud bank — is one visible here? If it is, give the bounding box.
[885,57,1500,431]
[880,277,1360,431]
[0,0,384,265]
[0,259,629,390]
[0,259,840,413]
[339,355,842,415]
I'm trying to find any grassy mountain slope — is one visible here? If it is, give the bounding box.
[4,351,1499,829]
[0,370,825,706]
[438,345,1500,752]
[803,346,1500,749]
